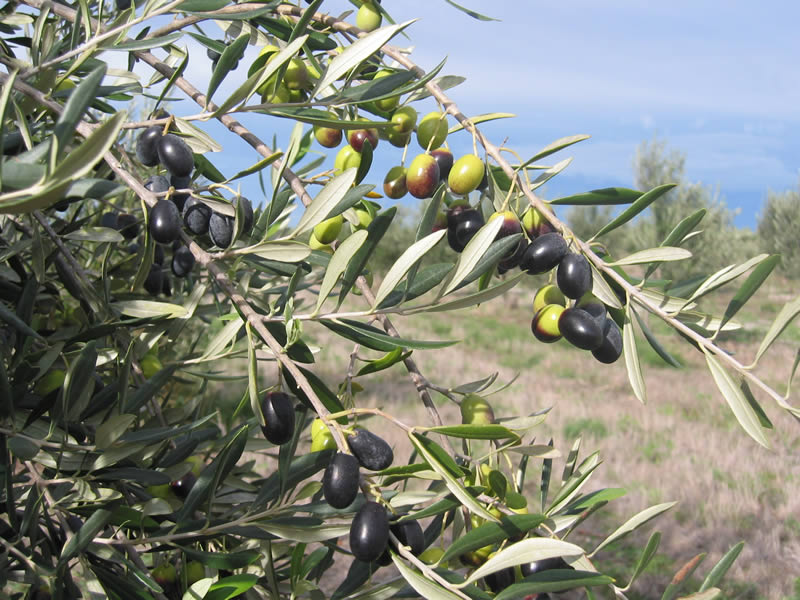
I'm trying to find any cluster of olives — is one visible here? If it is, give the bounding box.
[135,124,255,296]
[151,559,206,595]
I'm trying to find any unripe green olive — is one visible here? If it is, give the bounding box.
[373,70,400,112]
[261,81,291,104]
[448,155,485,195]
[309,232,334,254]
[356,2,382,31]
[354,208,373,229]
[185,561,205,585]
[334,145,362,174]
[310,418,336,452]
[416,111,448,151]
[386,128,411,148]
[390,106,417,135]
[313,214,344,244]
[283,58,309,90]
[460,393,495,425]
[532,285,567,315]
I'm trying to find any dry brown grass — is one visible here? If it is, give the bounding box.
[300,275,800,599]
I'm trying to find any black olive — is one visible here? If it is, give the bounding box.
[559,308,604,351]
[136,126,163,167]
[556,253,592,299]
[520,232,568,275]
[149,199,181,245]
[260,391,295,446]
[322,452,360,509]
[183,198,212,236]
[347,428,393,471]
[592,318,623,364]
[171,246,195,278]
[208,212,234,248]
[157,134,194,178]
[349,501,390,563]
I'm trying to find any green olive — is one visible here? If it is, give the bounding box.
[416,111,448,151]
[448,155,485,195]
[313,214,344,244]
[334,144,362,174]
[460,393,495,425]
[356,2,382,31]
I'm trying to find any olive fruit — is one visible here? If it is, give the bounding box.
[559,308,604,350]
[185,561,205,586]
[356,2,382,32]
[170,470,196,498]
[309,232,334,254]
[208,212,234,248]
[460,394,494,425]
[386,128,411,148]
[447,207,484,253]
[372,70,400,112]
[390,519,425,556]
[577,295,607,328]
[153,244,165,265]
[489,210,525,264]
[207,47,221,64]
[449,155,485,195]
[144,174,170,194]
[283,58,309,90]
[170,174,191,211]
[149,199,181,245]
[350,502,390,563]
[389,106,417,135]
[520,232,568,274]
[531,304,564,343]
[430,148,454,182]
[152,563,177,587]
[182,198,211,235]
[101,212,118,229]
[260,391,295,446]
[592,318,623,364]
[499,238,528,271]
[322,452,360,509]
[136,126,164,167]
[557,253,592,299]
[310,418,336,452]
[347,428,393,471]
[115,213,138,240]
[354,208,373,229]
[157,134,194,178]
[383,166,408,199]
[532,285,567,315]
[416,111,448,151]
[406,154,440,199]
[485,566,515,593]
[348,127,379,153]
[171,246,195,278]
[522,206,556,239]
[313,214,344,244]
[261,81,291,104]
[520,556,572,577]
[233,196,254,234]
[431,211,448,232]
[314,125,343,148]
[334,145,362,174]
[460,544,492,567]
[144,265,163,296]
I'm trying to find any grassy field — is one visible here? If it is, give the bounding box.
[297,272,800,599]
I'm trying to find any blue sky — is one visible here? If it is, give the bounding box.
[148,1,800,229]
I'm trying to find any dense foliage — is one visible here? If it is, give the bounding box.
[0,1,797,599]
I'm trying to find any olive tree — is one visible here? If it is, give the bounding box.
[0,1,796,599]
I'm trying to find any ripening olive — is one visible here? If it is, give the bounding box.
[460,393,495,425]
[334,145,362,174]
[322,452,360,509]
[431,210,448,232]
[314,125,343,148]
[350,502,390,563]
[208,212,234,248]
[260,391,295,446]
[557,253,593,299]
[430,148,454,182]
[149,199,181,245]
[152,563,177,587]
[406,154,440,199]
[136,126,164,167]
[383,166,408,199]
[558,308,604,350]
[449,155,485,195]
[347,428,393,471]
[171,246,195,278]
[592,318,623,364]
[182,198,211,235]
[157,134,194,178]
[532,285,566,315]
[531,304,564,343]
[520,232,568,275]
[356,2,382,32]
[313,214,344,244]
[521,206,556,239]
[417,112,448,151]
